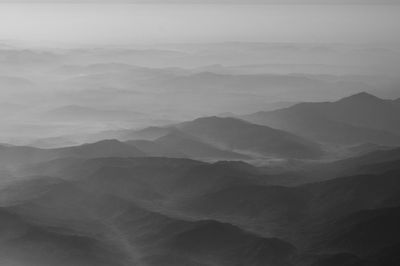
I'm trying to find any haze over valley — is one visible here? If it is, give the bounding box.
[0,1,399,266]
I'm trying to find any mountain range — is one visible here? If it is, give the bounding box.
[3,143,400,266]
[242,92,400,146]
[120,116,323,160]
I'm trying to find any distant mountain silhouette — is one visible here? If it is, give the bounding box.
[154,129,249,160]
[242,92,400,146]
[126,139,186,158]
[0,139,145,169]
[319,206,400,256]
[298,146,400,180]
[0,172,296,266]
[23,157,261,199]
[181,166,400,250]
[125,126,174,141]
[346,142,392,156]
[324,147,400,177]
[6,147,400,266]
[122,116,323,159]
[176,116,323,159]
[53,139,146,158]
[171,220,295,266]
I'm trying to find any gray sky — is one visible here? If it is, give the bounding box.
[0,2,399,46]
[0,0,399,4]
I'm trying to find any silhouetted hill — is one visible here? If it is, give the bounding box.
[5,148,400,266]
[0,139,145,169]
[124,126,173,141]
[302,170,400,221]
[154,129,249,160]
[171,220,296,266]
[176,116,323,159]
[338,147,400,167]
[0,207,124,266]
[0,172,297,266]
[242,92,400,146]
[22,157,262,200]
[126,139,186,158]
[53,139,145,158]
[180,184,310,238]
[319,147,400,177]
[181,167,400,246]
[319,206,400,256]
[346,142,392,156]
[122,116,323,159]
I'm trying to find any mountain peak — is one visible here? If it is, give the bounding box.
[191,116,244,124]
[89,139,124,146]
[338,92,383,103]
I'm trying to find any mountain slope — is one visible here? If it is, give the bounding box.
[242,92,400,146]
[154,130,249,160]
[0,139,145,169]
[126,139,186,158]
[0,172,297,266]
[319,206,400,256]
[176,116,323,159]
[53,139,145,158]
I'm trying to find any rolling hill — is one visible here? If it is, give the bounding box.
[242,92,400,146]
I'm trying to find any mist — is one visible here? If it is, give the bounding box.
[0,4,400,45]
[0,2,399,266]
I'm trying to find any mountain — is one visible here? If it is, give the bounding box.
[323,145,400,177]
[303,170,400,221]
[7,146,400,266]
[325,92,400,134]
[176,116,323,159]
[0,139,145,169]
[242,92,400,146]
[127,130,249,160]
[20,157,262,200]
[346,142,392,156]
[336,147,400,169]
[170,220,295,266]
[0,144,55,169]
[53,139,145,158]
[318,206,400,256]
[120,116,323,159]
[296,146,400,181]
[126,139,186,158]
[159,72,368,101]
[0,172,297,266]
[124,126,174,141]
[180,166,400,246]
[154,130,249,160]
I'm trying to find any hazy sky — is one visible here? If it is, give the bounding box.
[0,3,399,46]
[0,0,399,3]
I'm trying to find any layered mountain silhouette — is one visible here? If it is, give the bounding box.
[126,130,250,160]
[4,144,400,266]
[126,139,186,158]
[0,172,297,266]
[154,130,250,160]
[2,39,400,266]
[304,146,400,179]
[122,116,323,159]
[242,92,400,146]
[0,139,145,169]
